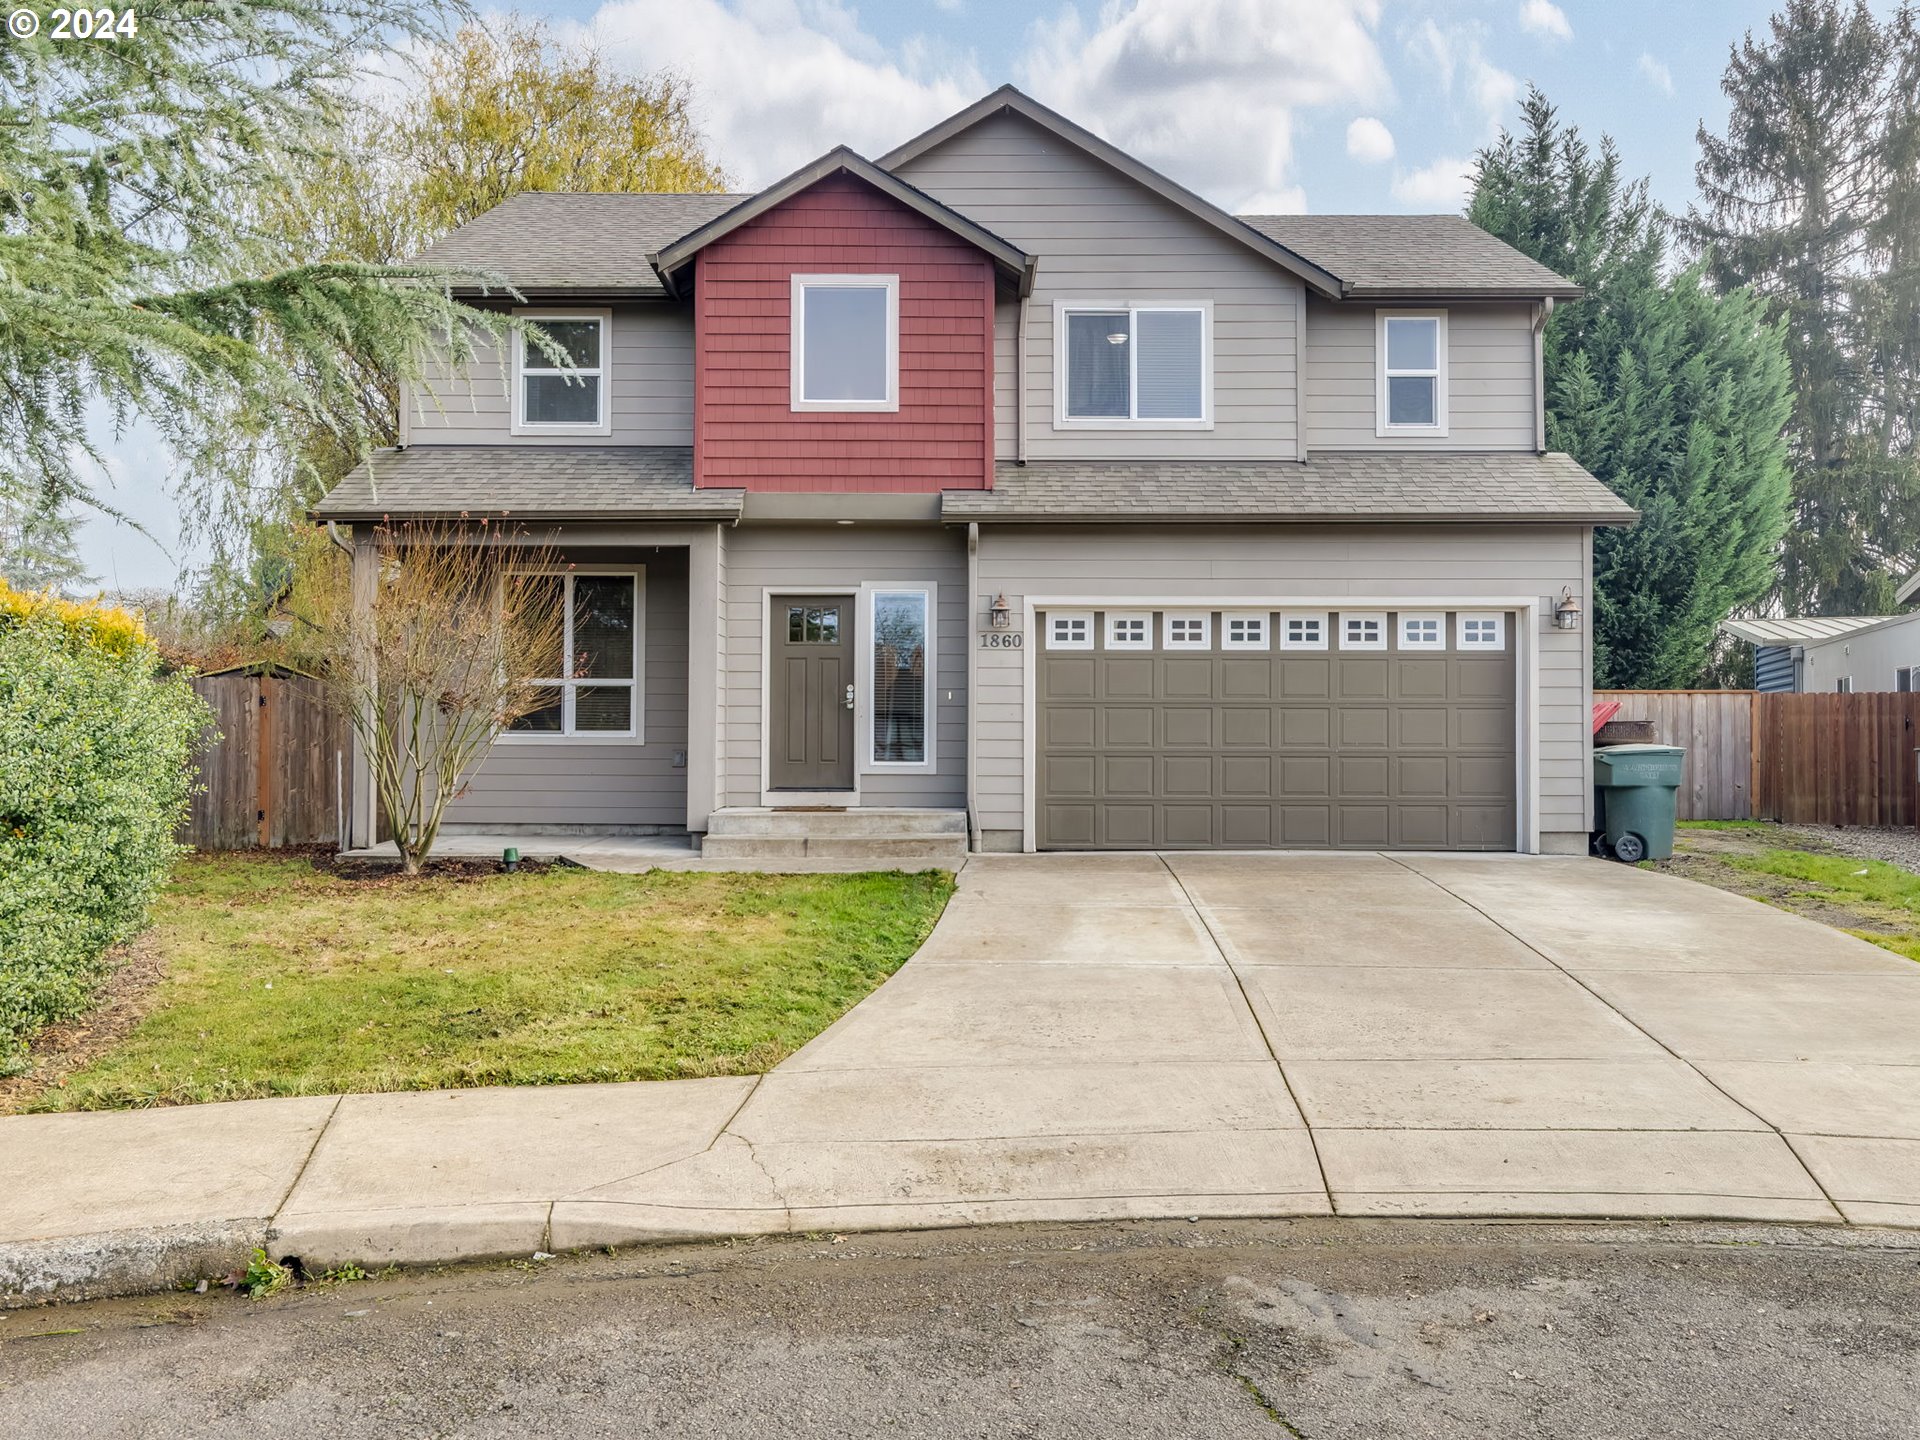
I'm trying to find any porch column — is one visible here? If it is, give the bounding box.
[346,527,378,850]
[685,523,725,835]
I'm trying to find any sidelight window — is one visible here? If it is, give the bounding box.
[868,588,935,769]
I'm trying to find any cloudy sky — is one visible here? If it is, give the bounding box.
[81,0,1771,590]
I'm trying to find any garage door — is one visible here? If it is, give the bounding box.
[1037,608,1516,850]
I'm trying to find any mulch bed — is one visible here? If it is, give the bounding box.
[0,934,170,1115]
[273,843,566,885]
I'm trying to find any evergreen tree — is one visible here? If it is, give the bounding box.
[1690,0,1920,613]
[0,493,91,593]
[1471,90,1794,688]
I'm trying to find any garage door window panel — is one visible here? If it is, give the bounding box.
[1340,613,1387,650]
[1105,612,1152,650]
[1164,613,1212,650]
[1048,612,1094,650]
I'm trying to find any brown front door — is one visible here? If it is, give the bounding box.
[770,594,856,791]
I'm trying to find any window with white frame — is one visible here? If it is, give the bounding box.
[870,589,931,767]
[1164,613,1212,649]
[1377,311,1446,435]
[791,275,898,411]
[1280,612,1328,650]
[514,312,610,434]
[1837,676,1854,694]
[1047,612,1093,649]
[1223,612,1270,650]
[508,570,642,737]
[1341,612,1387,650]
[1398,613,1445,650]
[1059,303,1209,425]
[1898,667,1916,693]
[1457,613,1506,650]
[1105,612,1152,650]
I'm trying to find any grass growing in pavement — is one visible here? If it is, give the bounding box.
[1666,823,1920,962]
[28,853,952,1112]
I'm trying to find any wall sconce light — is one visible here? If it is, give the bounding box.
[988,593,1012,630]
[1554,589,1583,631]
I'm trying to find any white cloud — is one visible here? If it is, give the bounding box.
[1517,0,1571,43]
[1637,52,1675,96]
[1391,154,1474,210]
[1405,18,1518,133]
[932,0,963,12]
[1345,116,1396,164]
[1020,0,1391,211]
[574,0,986,186]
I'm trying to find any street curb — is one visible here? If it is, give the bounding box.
[0,1220,265,1309]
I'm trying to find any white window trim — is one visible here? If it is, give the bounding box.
[1047,611,1094,650]
[1052,299,1214,430]
[790,274,900,413]
[1340,612,1388,651]
[1457,612,1508,651]
[1221,612,1270,651]
[1104,611,1153,650]
[1376,309,1449,438]
[1398,612,1446,651]
[499,565,644,744]
[1279,611,1329,651]
[511,308,613,437]
[860,583,937,774]
[1163,612,1212,650]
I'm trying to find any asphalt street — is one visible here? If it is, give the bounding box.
[3,1219,1918,1439]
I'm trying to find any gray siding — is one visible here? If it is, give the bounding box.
[408,305,694,447]
[721,525,968,808]
[448,549,689,828]
[896,111,1301,462]
[1305,296,1536,451]
[973,524,1593,850]
[1801,615,1920,692]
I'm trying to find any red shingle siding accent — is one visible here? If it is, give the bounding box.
[693,174,994,492]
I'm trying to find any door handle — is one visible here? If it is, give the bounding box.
[845,683,856,711]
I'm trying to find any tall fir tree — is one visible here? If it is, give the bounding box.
[1471,89,1794,688]
[1691,0,1920,613]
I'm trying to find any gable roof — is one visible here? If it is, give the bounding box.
[1720,614,1917,647]
[1237,214,1583,300]
[413,192,746,297]
[942,453,1636,526]
[649,146,1033,296]
[878,85,1347,300]
[1897,569,1920,606]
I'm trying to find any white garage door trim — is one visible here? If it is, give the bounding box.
[1019,594,1543,854]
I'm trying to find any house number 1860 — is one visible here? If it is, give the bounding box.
[978,631,1024,649]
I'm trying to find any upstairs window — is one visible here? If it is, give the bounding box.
[1059,303,1209,425]
[792,275,899,412]
[1377,311,1447,436]
[514,312,610,435]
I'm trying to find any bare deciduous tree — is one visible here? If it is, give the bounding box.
[297,522,568,874]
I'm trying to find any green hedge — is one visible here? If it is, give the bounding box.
[0,593,208,1069]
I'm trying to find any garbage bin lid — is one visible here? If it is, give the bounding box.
[1593,743,1685,754]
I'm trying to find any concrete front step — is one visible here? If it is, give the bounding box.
[706,807,967,839]
[698,833,969,862]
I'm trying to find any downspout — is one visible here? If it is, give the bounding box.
[1532,297,1554,454]
[965,521,982,854]
[1015,270,1032,465]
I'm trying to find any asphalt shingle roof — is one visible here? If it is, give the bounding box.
[311,446,743,521]
[1236,214,1582,299]
[413,192,748,294]
[942,453,1635,525]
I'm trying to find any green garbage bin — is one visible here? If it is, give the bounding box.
[1593,744,1685,863]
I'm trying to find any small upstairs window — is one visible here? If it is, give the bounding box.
[1059,303,1209,426]
[514,312,610,435]
[792,275,899,412]
[1377,311,1447,436]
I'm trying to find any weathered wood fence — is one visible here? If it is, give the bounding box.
[183,670,349,850]
[1597,690,1920,827]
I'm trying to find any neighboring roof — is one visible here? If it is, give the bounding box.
[650,147,1033,295]
[1897,569,1920,605]
[311,447,744,522]
[1720,614,1917,647]
[412,192,746,297]
[942,453,1636,526]
[878,85,1347,300]
[1236,214,1583,301]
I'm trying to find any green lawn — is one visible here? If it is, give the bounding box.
[1668,823,1920,962]
[28,854,952,1112]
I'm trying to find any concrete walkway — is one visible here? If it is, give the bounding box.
[6,852,1919,1304]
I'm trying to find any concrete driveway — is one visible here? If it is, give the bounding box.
[10,852,1920,1295]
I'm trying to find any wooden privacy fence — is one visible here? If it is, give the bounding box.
[1598,690,1920,827]
[183,669,349,850]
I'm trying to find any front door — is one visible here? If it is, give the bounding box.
[770,594,856,791]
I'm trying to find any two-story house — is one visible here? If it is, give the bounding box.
[316,86,1634,859]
